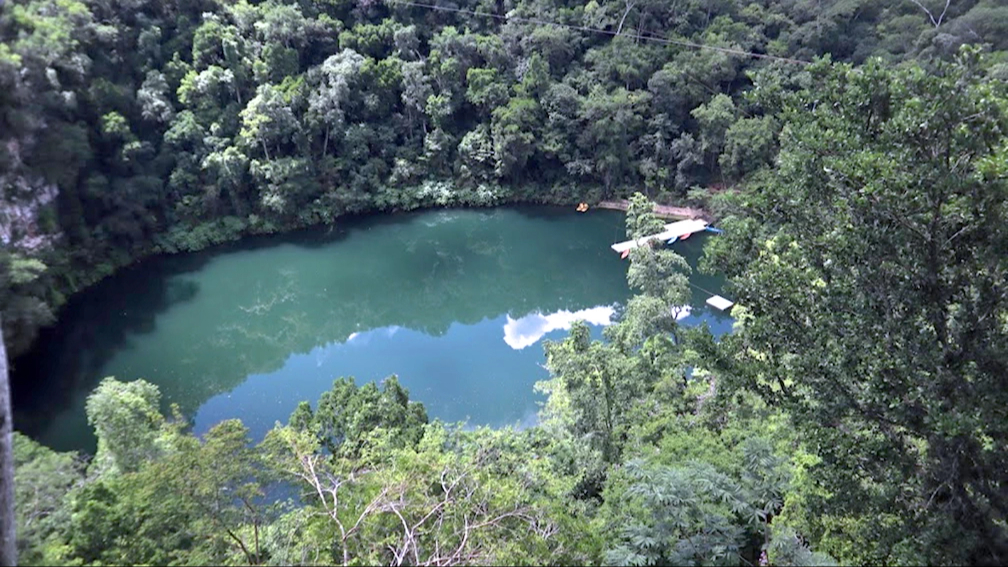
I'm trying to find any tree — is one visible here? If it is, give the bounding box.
[604,461,754,567]
[543,322,639,464]
[400,60,432,135]
[239,83,299,160]
[690,93,737,173]
[12,434,83,565]
[192,17,227,70]
[623,193,692,323]
[255,0,309,50]
[766,525,838,567]
[670,133,704,191]
[522,25,576,74]
[250,156,316,216]
[465,67,508,111]
[308,49,365,157]
[943,2,1008,52]
[907,0,952,29]
[624,192,664,240]
[67,413,276,566]
[202,145,251,207]
[0,254,55,358]
[603,440,803,567]
[456,124,495,183]
[540,82,583,169]
[626,248,691,310]
[137,70,175,124]
[393,24,420,60]
[85,377,165,475]
[719,116,778,181]
[338,18,398,60]
[289,376,427,460]
[491,97,541,180]
[701,49,1008,565]
[265,421,571,566]
[578,87,649,191]
[164,110,207,153]
[165,420,277,566]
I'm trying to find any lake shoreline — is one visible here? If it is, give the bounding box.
[14,207,659,452]
[26,191,708,356]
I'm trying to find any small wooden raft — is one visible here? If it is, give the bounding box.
[705,295,735,311]
[611,219,710,254]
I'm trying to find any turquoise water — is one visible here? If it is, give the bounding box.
[12,207,732,452]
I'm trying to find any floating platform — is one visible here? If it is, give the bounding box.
[705,295,735,311]
[611,219,710,254]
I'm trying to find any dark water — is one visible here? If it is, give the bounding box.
[12,207,732,453]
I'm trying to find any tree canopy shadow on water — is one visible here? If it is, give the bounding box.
[11,254,206,441]
[8,217,372,435]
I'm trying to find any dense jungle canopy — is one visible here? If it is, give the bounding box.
[1,0,1007,565]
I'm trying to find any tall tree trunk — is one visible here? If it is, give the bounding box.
[0,318,16,566]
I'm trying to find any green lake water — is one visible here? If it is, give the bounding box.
[12,206,733,453]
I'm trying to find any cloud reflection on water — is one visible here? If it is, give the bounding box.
[502,304,694,350]
[502,305,616,350]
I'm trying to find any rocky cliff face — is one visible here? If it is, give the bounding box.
[0,134,61,358]
[0,139,60,254]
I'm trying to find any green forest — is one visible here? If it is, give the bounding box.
[2,0,1008,565]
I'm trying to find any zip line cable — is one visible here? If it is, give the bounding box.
[383,0,811,66]
[687,279,723,299]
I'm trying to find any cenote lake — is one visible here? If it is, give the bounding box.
[12,206,733,453]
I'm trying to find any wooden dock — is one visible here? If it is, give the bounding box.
[596,199,711,221]
[611,219,709,254]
